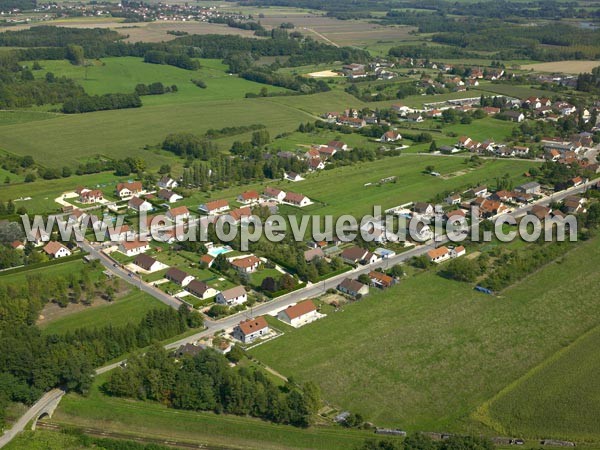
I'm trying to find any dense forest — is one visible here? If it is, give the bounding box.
[104,344,321,427]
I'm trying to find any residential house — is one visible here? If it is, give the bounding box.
[277,300,318,327]
[119,239,150,257]
[530,204,552,220]
[515,182,541,195]
[308,158,325,171]
[338,278,370,298]
[380,130,402,142]
[216,285,248,306]
[199,199,229,215]
[10,241,24,251]
[230,255,261,274]
[284,192,310,207]
[512,146,530,157]
[186,279,213,300]
[228,207,252,224]
[200,254,215,268]
[482,106,500,115]
[338,116,366,128]
[504,111,525,122]
[563,196,586,214]
[445,194,461,205]
[157,176,178,190]
[317,145,337,159]
[413,202,434,216]
[340,246,368,265]
[451,246,466,258]
[158,189,183,203]
[328,141,348,151]
[128,196,152,212]
[165,268,195,287]
[233,316,269,343]
[237,191,259,204]
[427,246,451,263]
[284,171,303,182]
[492,190,514,203]
[167,206,190,221]
[391,103,413,115]
[263,187,286,202]
[304,247,325,262]
[569,176,585,188]
[466,185,488,198]
[77,187,103,204]
[133,254,163,272]
[43,241,71,259]
[116,181,143,199]
[369,271,395,289]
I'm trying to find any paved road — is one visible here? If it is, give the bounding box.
[78,241,184,311]
[0,389,65,448]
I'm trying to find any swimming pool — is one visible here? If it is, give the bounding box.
[207,246,232,257]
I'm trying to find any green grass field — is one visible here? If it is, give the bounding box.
[174,154,534,218]
[27,57,290,105]
[482,324,600,442]
[250,236,600,440]
[0,258,88,284]
[53,373,389,450]
[39,289,168,335]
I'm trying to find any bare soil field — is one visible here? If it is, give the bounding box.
[307,70,341,78]
[521,60,600,74]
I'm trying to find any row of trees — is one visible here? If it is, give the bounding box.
[134,82,178,96]
[104,344,321,427]
[62,92,142,113]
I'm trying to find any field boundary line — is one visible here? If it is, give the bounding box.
[472,321,600,435]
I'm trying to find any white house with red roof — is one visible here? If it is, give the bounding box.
[43,241,71,259]
[277,300,319,327]
[118,239,150,257]
[233,316,269,343]
[237,191,260,205]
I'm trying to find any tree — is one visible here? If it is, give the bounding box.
[66,44,85,65]
[429,141,438,153]
[358,274,371,285]
[251,129,270,147]
[24,173,36,183]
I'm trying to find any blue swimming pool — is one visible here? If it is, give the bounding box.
[208,246,232,257]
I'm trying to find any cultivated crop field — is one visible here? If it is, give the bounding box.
[482,325,600,442]
[250,236,600,440]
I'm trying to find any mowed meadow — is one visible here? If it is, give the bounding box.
[250,236,600,440]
